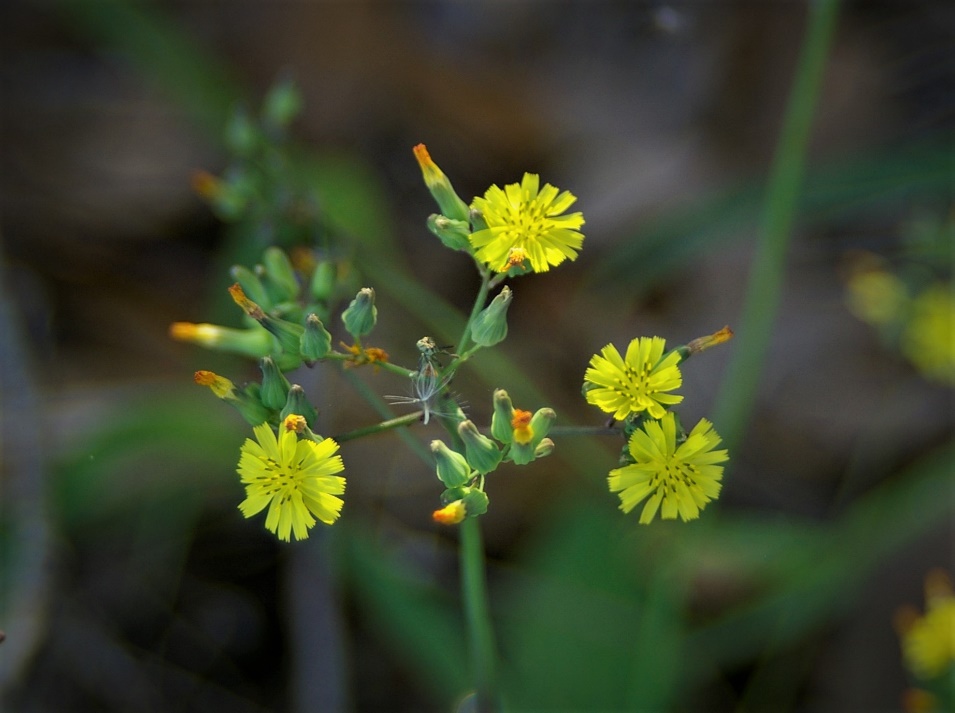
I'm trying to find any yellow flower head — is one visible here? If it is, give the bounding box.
[584,337,683,420]
[469,173,585,273]
[901,284,955,385]
[237,422,345,541]
[608,412,727,524]
[897,569,955,680]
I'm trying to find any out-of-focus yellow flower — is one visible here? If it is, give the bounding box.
[901,284,955,385]
[896,569,955,680]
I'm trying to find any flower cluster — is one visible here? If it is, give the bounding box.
[583,328,733,524]
[895,569,955,712]
[172,86,587,540]
[429,389,556,525]
[846,245,955,386]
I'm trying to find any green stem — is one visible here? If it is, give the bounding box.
[712,0,840,451]
[331,411,423,443]
[456,268,492,357]
[460,517,498,710]
[324,351,415,379]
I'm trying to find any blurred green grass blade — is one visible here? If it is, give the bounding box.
[57,0,243,135]
[584,135,951,292]
[52,391,241,530]
[712,0,840,451]
[334,523,469,703]
[688,439,955,672]
[499,501,687,711]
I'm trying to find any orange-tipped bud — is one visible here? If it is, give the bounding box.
[687,326,734,355]
[413,144,470,222]
[228,283,264,318]
[511,409,534,445]
[191,170,222,200]
[432,500,467,526]
[194,370,235,399]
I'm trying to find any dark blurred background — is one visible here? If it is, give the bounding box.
[1,1,952,711]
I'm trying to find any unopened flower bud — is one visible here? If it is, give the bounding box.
[230,264,272,309]
[170,322,273,359]
[341,287,377,339]
[534,438,555,458]
[301,313,333,361]
[259,357,291,410]
[194,370,235,399]
[432,500,467,526]
[228,283,304,355]
[281,384,319,429]
[413,144,470,222]
[431,440,472,488]
[427,214,473,253]
[470,286,512,347]
[262,246,299,303]
[262,77,303,129]
[491,389,515,443]
[458,420,502,475]
[674,326,735,362]
[310,260,337,303]
[194,371,270,424]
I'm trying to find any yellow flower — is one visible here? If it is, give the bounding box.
[469,173,584,273]
[237,422,345,541]
[897,569,955,680]
[901,284,955,385]
[846,267,908,326]
[584,337,683,420]
[608,412,727,524]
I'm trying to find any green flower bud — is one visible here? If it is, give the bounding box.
[529,407,556,440]
[262,77,303,129]
[413,144,470,222]
[461,489,489,518]
[260,313,305,357]
[233,383,273,425]
[310,260,337,303]
[281,384,319,429]
[259,357,291,410]
[491,389,515,443]
[230,264,272,309]
[300,313,333,361]
[534,438,555,459]
[427,214,473,253]
[341,287,377,339]
[431,440,472,488]
[458,420,502,475]
[470,286,512,347]
[170,322,273,359]
[225,107,258,156]
[262,247,299,303]
[469,208,488,232]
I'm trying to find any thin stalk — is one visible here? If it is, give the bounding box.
[460,517,499,710]
[712,0,840,451]
[456,268,492,357]
[331,411,424,443]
